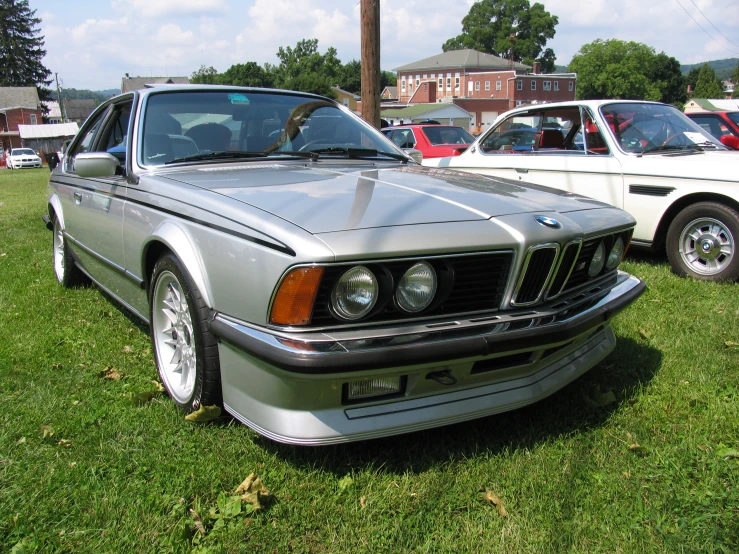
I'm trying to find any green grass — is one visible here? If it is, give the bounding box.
[1,170,737,554]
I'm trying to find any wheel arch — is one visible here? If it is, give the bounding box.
[653,192,739,252]
[48,194,64,229]
[141,222,213,308]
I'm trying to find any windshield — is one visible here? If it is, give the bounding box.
[600,103,723,153]
[727,112,739,126]
[141,90,399,166]
[422,126,475,145]
[12,149,36,156]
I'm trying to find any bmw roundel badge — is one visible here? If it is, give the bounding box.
[534,215,561,229]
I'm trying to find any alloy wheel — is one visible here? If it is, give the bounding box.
[678,217,734,275]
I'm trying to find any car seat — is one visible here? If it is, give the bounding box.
[185,123,232,152]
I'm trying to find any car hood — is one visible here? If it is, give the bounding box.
[161,162,610,234]
[620,150,739,182]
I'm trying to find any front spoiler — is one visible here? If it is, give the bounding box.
[210,272,645,374]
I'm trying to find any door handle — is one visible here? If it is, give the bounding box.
[73,192,82,204]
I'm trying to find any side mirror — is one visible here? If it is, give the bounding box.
[404,148,423,164]
[720,134,739,150]
[74,152,120,178]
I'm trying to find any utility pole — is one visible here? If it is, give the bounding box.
[55,73,67,122]
[360,0,380,129]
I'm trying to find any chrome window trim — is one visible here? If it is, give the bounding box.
[267,250,515,332]
[511,243,560,307]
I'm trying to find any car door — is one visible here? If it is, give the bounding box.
[459,107,625,208]
[57,97,134,300]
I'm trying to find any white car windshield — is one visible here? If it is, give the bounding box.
[12,149,36,156]
[141,90,401,166]
[600,103,724,154]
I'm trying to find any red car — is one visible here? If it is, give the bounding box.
[383,124,475,159]
[685,111,739,150]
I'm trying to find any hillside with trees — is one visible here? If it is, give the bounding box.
[681,58,738,81]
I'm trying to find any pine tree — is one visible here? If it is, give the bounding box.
[693,64,723,99]
[0,0,52,100]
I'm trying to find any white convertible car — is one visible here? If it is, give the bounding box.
[426,100,739,281]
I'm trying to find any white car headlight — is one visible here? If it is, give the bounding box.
[331,266,378,320]
[588,241,606,277]
[606,237,625,270]
[395,262,437,312]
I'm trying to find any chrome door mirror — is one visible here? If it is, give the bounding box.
[74,152,120,178]
[404,148,423,164]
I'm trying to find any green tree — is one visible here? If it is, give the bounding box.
[730,64,739,98]
[190,65,220,84]
[442,0,558,72]
[568,39,687,101]
[273,39,339,98]
[693,64,724,98]
[338,59,361,94]
[221,62,274,88]
[0,0,51,101]
[380,70,397,89]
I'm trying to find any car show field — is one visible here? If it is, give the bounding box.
[1,169,737,553]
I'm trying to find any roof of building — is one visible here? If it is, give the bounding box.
[380,103,472,119]
[18,122,79,139]
[0,87,41,110]
[382,86,398,97]
[394,49,530,73]
[64,99,97,121]
[331,86,360,99]
[121,76,190,93]
[43,101,62,119]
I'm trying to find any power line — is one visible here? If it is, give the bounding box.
[673,0,739,56]
[688,0,739,51]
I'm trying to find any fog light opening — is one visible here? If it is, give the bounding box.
[345,376,404,402]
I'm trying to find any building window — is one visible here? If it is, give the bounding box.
[343,98,349,107]
[30,114,37,124]
[438,77,443,91]
[554,81,559,91]
[415,77,420,87]
[401,77,406,93]
[543,81,551,91]
[515,100,523,106]
[496,80,502,91]
[475,81,480,91]
[531,80,536,91]
[446,76,451,91]
[569,81,574,91]
[455,76,460,90]
[409,83,413,93]
[485,81,490,91]
[517,80,522,91]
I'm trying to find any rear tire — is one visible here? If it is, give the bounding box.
[150,253,222,414]
[52,214,84,288]
[666,202,739,281]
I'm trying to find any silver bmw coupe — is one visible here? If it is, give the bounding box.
[46,85,644,444]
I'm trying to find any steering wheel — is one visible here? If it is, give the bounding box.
[298,140,336,152]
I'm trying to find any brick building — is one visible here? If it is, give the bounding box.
[393,49,577,133]
[0,87,43,150]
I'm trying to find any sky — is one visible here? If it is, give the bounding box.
[32,0,739,91]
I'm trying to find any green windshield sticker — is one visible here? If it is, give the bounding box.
[229,93,250,104]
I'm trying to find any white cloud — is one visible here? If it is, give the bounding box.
[112,0,228,18]
[155,23,195,44]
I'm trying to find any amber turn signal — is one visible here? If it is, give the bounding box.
[270,266,324,326]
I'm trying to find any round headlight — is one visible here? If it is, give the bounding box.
[331,266,378,320]
[606,237,625,270]
[396,262,437,313]
[588,241,606,277]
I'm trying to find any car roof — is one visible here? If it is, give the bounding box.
[502,99,671,115]
[388,124,466,129]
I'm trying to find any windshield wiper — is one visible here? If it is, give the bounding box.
[166,150,317,165]
[306,147,408,162]
[638,143,707,156]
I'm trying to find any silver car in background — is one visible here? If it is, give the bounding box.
[46,85,644,445]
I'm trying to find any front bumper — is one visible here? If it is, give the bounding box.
[212,272,644,444]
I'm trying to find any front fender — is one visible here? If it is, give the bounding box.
[48,193,65,229]
[142,221,213,308]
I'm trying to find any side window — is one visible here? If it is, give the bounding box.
[481,114,541,153]
[72,109,108,157]
[101,103,133,162]
[582,109,610,155]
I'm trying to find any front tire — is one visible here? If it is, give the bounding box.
[150,253,222,414]
[52,215,84,287]
[666,202,739,281]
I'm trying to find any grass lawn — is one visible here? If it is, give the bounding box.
[1,169,737,554]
